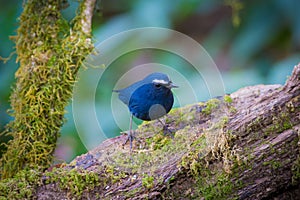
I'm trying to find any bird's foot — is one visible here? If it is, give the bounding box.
[162,124,175,138]
[122,132,135,151]
[122,131,143,151]
[157,119,175,138]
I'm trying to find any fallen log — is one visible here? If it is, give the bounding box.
[34,64,299,199]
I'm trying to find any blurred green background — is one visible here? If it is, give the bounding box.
[1,0,299,162]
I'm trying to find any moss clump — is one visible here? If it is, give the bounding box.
[146,133,172,150]
[202,99,221,115]
[104,165,127,184]
[178,108,242,199]
[167,102,206,128]
[142,174,155,189]
[0,166,103,199]
[0,168,42,199]
[44,167,100,197]
[262,160,282,170]
[197,172,236,200]
[264,112,293,134]
[223,95,233,104]
[0,0,94,178]
[292,158,300,185]
[110,125,200,176]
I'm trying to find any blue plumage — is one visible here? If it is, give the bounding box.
[129,83,174,120]
[114,72,178,150]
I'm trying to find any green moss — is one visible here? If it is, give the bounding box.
[181,134,207,171]
[0,100,240,198]
[44,167,100,197]
[223,95,237,114]
[197,173,236,200]
[124,187,142,198]
[202,99,221,115]
[264,112,293,134]
[0,168,42,199]
[0,0,94,178]
[177,105,244,199]
[142,174,155,189]
[229,106,237,114]
[223,95,233,104]
[138,120,160,134]
[292,159,300,185]
[262,160,282,169]
[104,165,127,184]
[146,134,172,150]
[0,166,104,199]
[166,102,205,127]
[0,99,244,199]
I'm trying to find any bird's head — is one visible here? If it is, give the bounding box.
[152,78,178,89]
[143,72,178,89]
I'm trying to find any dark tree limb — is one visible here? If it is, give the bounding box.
[36,64,300,200]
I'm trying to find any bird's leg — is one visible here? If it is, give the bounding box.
[157,118,165,127]
[123,114,134,151]
[129,114,133,151]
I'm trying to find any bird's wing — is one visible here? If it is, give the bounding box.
[113,80,147,105]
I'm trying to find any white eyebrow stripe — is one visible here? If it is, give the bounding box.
[152,79,169,85]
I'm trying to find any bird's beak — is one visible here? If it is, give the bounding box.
[168,81,179,89]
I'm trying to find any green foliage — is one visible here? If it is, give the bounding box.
[0,0,94,179]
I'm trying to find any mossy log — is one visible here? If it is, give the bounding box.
[33,64,300,200]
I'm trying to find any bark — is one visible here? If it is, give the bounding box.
[36,64,300,200]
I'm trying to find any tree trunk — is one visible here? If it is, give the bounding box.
[36,64,300,200]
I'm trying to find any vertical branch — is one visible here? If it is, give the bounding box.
[0,0,96,179]
[79,0,97,35]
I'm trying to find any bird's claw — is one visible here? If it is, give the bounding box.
[123,131,138,152]
[162,125,175,138]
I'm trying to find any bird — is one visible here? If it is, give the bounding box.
[113,72,178,151]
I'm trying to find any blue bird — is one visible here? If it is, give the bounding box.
[113,72,178,150]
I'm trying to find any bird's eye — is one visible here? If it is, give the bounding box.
[154,84,161,88]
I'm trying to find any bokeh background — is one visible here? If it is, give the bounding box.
[1,0,299,162]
